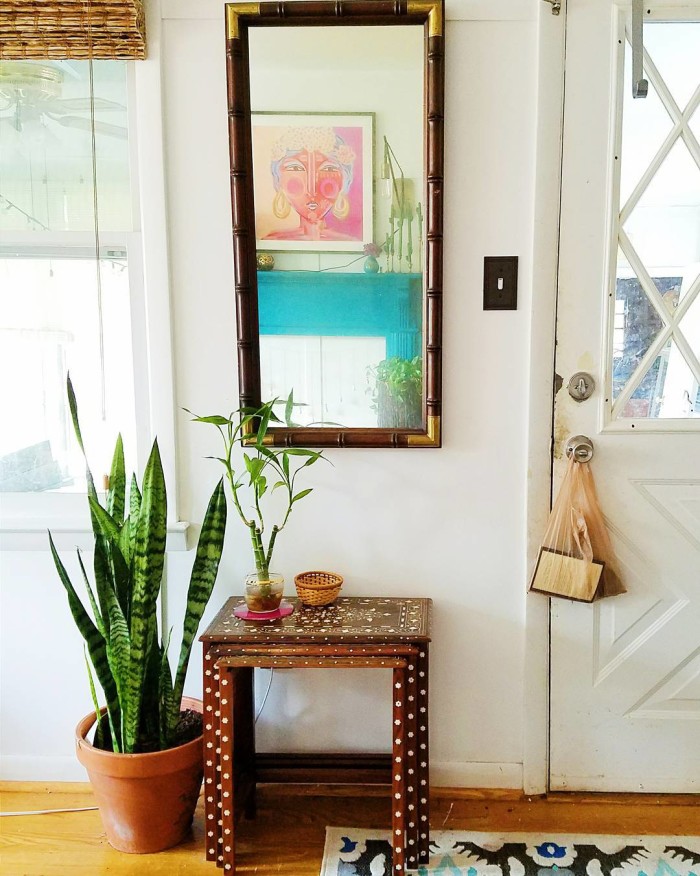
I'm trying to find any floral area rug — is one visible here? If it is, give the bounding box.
[321,827,700,876]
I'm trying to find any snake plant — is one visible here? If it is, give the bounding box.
[50,376,227,753]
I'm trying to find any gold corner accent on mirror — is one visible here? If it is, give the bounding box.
[407,415,441,447]
[407,0,443,38]
[226,3,261,40]
[242,422,275,447]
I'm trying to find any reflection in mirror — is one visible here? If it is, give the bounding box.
[250,27,424,430]
[226,2,444,447]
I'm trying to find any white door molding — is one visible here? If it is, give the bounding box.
[523,0,568,795]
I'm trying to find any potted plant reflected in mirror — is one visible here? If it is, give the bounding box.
[189,393,327,614]
[368,356,423,429]
[49,376,227,854]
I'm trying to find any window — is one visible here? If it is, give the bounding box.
[0,60,139,491]
[610,21,700,421]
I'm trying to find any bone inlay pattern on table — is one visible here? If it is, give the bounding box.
[201,597,431,642]
[200,597,432,874]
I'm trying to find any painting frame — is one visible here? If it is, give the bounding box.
[252,111,375,253]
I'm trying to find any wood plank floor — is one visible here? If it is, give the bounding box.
[1,783,698,875]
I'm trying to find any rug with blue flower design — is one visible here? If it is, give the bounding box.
[321,827,700,876]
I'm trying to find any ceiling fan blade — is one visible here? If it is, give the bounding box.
[42,97,126,114]
[53,115,128,139]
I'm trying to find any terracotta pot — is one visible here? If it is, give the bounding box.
[75,697,203,853]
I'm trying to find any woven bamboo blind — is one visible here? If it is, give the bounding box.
[0,0,146,59]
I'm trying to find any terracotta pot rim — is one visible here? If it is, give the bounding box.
[75,697,203,770]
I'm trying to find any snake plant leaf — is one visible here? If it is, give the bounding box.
[84,647,117,752]
[66,374,98,504]
[158,631,175,748]
[172,479,227,713]
[88,497,123,547]
[139,615,161,750]
[105,434,126,525]
[49,533,120,745]
[92,538,114,637]
[124,440,167,753]
[103,581,131,748]
[118,474,141,573]
[76,549,106,639]
[89,498,131,616]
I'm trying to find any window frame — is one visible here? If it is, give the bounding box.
[0,47,186,550]
[601,7,700,433]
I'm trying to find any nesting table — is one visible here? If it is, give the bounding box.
[200,596,432,874]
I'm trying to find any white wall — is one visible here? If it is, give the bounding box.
[0,2,544,788]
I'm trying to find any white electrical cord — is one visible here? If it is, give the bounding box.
[3,673,275,817]
[1,806,99,817]
[255,668,274,724]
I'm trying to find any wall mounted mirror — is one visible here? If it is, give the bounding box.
[226,0,444,447]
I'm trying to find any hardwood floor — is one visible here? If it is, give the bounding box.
[1,782,698,875]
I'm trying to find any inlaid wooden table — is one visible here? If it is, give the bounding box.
[200,596,432,875]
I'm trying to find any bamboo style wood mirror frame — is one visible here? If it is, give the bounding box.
[225,0,444,447]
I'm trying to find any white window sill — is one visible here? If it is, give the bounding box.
[0,520,191,552]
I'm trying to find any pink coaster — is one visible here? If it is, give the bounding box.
[233,601,295,622]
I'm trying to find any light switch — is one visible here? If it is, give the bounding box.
[483,256,518,310]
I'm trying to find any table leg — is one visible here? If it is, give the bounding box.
[404,652,419,869]
[219,665,237,874]
[203,645,222,865]
[391,665,407,875]
[416,645,430,864]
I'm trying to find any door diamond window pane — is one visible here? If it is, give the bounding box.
[619,340,699,419]
[613,271,668,403]
[620,54,673,206]
[691,107,700,141]
[623,141,700,270]
[643,23,700,111]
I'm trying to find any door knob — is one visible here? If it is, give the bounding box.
[565,435,594,463]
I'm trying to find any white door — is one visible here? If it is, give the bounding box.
[550,1,700,793]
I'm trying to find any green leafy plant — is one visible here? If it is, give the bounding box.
[368,356,423,429]
[188,394,324,584]
[50,376,227,754]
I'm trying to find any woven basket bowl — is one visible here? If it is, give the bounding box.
[294,571,344,607]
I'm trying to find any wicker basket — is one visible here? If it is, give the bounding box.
[294,571,344,607]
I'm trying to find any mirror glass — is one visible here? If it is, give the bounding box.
[248,25,426,430]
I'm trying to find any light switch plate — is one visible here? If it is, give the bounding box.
[483,256,518,310]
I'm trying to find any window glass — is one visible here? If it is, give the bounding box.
[611,23,700,420]
[0,60,136,491]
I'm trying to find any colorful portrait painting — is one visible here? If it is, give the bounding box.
[252,112,374,252]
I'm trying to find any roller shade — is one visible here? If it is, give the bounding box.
[0,0,146,59]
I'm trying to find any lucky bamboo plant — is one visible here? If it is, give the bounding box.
[50,376,227,753]
[189,395,324,585]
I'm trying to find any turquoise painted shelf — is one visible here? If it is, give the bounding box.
[257,270,423,360]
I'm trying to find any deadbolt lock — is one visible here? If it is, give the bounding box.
[567,371,596,402]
